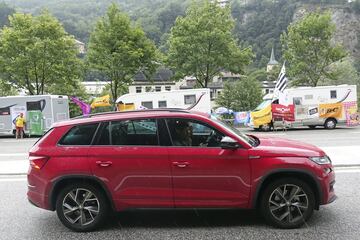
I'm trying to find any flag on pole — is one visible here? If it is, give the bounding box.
[70,96,91,116]
[274,63,288,96]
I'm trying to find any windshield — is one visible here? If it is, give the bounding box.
[211,115,258,147]
[254,99,272,111]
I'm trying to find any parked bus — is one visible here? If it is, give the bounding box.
[116,88,211,113]
[250,85,358,130]
[0,95,69,135]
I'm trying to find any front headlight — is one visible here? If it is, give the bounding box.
[309,155,332,165]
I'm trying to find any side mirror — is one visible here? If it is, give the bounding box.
[220,136,240,150]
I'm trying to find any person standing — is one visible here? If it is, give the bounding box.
[15,113,26,139]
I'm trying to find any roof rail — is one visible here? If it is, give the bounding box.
[72,108,191,119]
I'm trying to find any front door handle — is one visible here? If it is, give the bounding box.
[173,162,190,168]
[96,161,112,167]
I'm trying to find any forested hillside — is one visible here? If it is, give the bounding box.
[2,0,360,68]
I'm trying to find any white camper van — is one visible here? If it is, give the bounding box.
[116,88,211,113]
[0,95,69,135]
[250,85,358,130]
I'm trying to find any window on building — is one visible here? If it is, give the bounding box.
[330,90,337,99]
[165,86,171,91]
[141,101,153,109]
[145,86,152,92]
[158,101,167,108]
[136,87,142,93]
[184,94,196,105]
[59,124,98,145]
[110,119,158,146]
[155,86,161,92]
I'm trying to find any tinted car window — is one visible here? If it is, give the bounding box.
[166,118,224,147]
[59,123,98,145]
[111,119,159,146]
[95,122,110,145]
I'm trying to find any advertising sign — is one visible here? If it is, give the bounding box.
[319,103,343,119]
[271,104,295,122]
[343,101,359,126]
[234,112,250,125]
[28,111,44,136]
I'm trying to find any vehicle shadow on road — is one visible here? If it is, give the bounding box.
[107,209,264,229]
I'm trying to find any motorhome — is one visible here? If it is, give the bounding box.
[250,85,358,130]
[0,95,69,135]
[116,88,211,113]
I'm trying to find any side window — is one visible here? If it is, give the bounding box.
[111,119,159,146]
[293,97,302,106]
[166,119,224,147]
[330,90,337,99]
[184,95,196,105]
[59,123,98,145]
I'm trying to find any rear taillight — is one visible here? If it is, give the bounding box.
[29,155,50,170]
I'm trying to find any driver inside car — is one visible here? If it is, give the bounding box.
[173,120,193,146]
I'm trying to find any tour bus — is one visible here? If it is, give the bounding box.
[116,88,211,113]
[250,85,358,130]
[0,95,69,135]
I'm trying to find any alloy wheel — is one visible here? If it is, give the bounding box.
[268,184,309,224]
[62,188,100,226]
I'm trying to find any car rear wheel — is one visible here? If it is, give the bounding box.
[260,178,315,229]
[56,183,109,232]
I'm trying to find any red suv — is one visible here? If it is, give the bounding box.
[27,109,336,231]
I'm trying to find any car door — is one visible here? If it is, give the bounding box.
[166,118,251,208]
[88,118,173,211]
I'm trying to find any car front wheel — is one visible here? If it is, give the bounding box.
[56,183,109,232]
[260,178,315,229]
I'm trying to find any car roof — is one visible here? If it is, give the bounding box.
[53,109,211,128]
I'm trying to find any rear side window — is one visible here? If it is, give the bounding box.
[111,119,159,146]
[59,123,98,145]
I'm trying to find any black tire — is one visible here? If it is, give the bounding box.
[260,178,315,229]
[324,118,337,129]
[56,183,109,232]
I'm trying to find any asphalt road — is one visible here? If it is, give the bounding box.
[0,169,359,240]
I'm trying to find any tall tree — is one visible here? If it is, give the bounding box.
[0,11,82,95]
[281,11,347,87]
[167,0,253,88]
[215,78,263,111]
[86,3,157,103]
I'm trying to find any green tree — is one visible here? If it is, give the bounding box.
[281,11,347,87]
[0,11,82,95]
[86,4,157,103]
[215,78,263,111]
[167,0,253,88]
[0,79,17,96]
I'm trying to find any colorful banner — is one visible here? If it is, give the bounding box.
[251,104,272,127]
[343,101,359,126]
[91,95,111,109]
[70,96,91,116]
[319,103,343,119]
[234,112,250,124]
[271,104,295,122]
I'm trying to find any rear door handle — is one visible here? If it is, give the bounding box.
[96,161,112,167]
[172,162,190,168]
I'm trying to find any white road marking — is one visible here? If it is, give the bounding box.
[2,139,37,143]
[0,153,28,157]
[0,178,26,182]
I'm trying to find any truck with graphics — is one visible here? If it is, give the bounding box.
[116,88,211,113]
[0,95,69,135]
[250,85,358,130]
